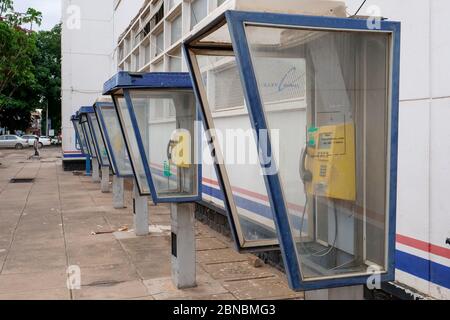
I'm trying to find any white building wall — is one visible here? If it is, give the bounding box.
[345,0,450,299]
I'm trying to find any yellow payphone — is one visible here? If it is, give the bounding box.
[167,129,191,169]
[301,123,356,201]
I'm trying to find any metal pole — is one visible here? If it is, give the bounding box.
[45,100,49,137]
[112,175,125,209]
[101,166,110,193]
[133,180,148,236]
[85,156,91,176]
[170,203,196,289]
[91,158,100,182]
[305,286,364,300]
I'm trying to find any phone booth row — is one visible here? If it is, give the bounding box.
[71,9,400,293]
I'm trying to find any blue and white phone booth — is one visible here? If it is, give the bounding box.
[93,97,134,209]
[71,113,91,176]
[104,72,201,289]
[78,106,101,182]
[183,10,400,293]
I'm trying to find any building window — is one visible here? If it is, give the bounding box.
[169,49,182,72]
[190,0,207,30]
[155,31,164,57]
[150,2,164,31]
[144,43,150,64]
[170,15,182,45]
[153,59,164,72]
[169,0,182,11]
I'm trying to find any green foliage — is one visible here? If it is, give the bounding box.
[0,0,60,134]
[35,24,62,133]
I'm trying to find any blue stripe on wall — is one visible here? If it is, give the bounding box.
[396,250,450,289]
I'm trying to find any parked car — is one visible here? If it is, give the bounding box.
[50,136,61,145]
[0,135,29,149]
[21,135,51,148]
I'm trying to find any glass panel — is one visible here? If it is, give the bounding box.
[170,15,182,45]
[81,115,97,158]
[194,53,278,246]
[190,0,207,30]
[128,89,198,199]
[246,25,390,280]
[197,23,231,46]
[114,96,150,195]
[89,113,110,166]
[98,106,133,176]
[74,121,88,154]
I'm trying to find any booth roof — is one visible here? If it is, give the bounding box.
[103,72,193,95]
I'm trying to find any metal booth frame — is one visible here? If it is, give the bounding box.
[103,72,202,203]
[183,10,401,291]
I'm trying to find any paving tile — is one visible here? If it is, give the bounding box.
[134,259,172,280]
[196,238,228,251]
[202,261,276,281]
[2,245,67,275]
[0,288,70,300]
[171,293,236,300]
[78,263,140,286]
[67,242,129,267]
[222,277,301,300]
[144,274,229,300]
[197,248,249,265]
[0,269,67,294]
[73,280,149,300]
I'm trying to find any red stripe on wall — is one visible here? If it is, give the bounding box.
[397,234,450,260]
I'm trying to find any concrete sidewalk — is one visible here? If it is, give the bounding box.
[0,148,303,300]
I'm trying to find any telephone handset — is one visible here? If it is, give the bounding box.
[166,129,191,168]
[299,147,312,183]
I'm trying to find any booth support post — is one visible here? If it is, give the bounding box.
[305,286,364,300]
[91,158,100,182]
[170,203,196,289]
[85,156,91,176]
[112,176,125,209]
[101,166,110,193]
[133,181,148,236]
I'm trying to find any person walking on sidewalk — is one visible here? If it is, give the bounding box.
[33,136,40,158]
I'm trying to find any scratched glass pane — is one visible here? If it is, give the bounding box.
[246,25,390,280]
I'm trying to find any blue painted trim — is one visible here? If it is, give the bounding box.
[63,154,86,159]
[103,72,193,95]
[79,106,94,114]
[388,20,402,286]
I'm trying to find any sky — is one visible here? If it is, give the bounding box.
[14,0,62,31]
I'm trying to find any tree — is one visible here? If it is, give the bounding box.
[0,0,42,133]
[34,24,62,134]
